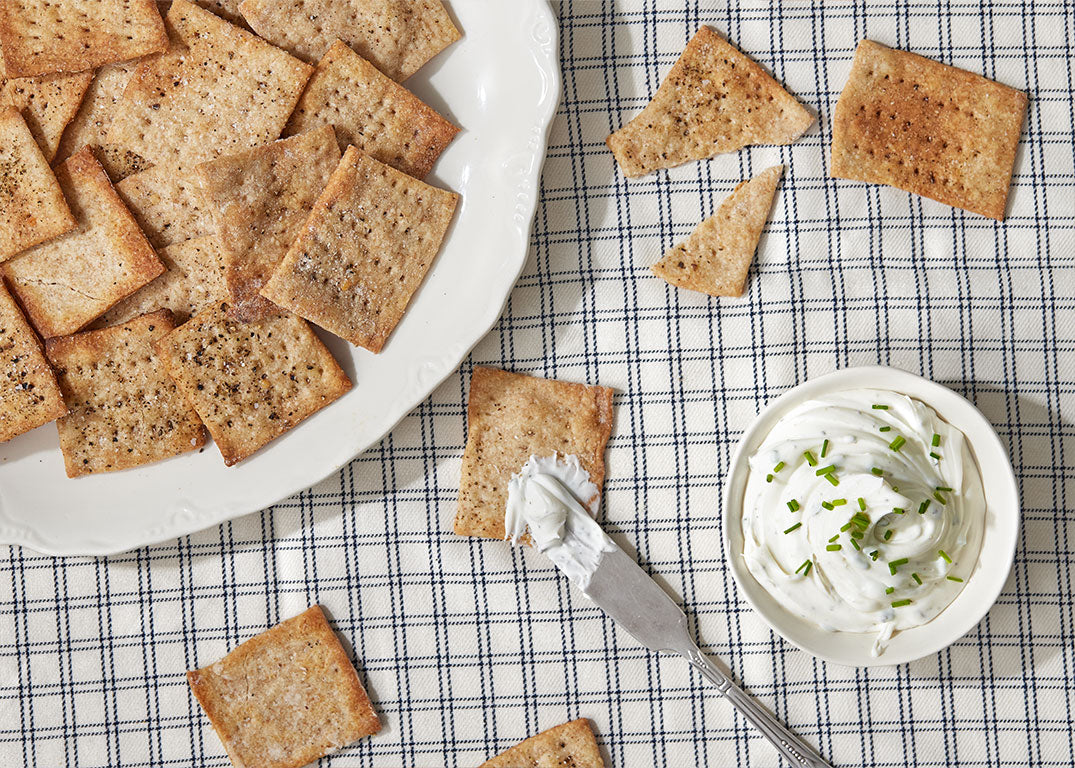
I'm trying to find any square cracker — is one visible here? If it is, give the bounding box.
[480,719,605,768]
[652,165,783,298]
[284,40,458,179]
[261,146,458,353]
[0,280,66,442]
[53,60,141,169]
[187,605,380,768]
[454,367,615,540]
[238,0,460,81]
[116,163,210,250]
[44,309,206,477]
[195,126,341,322]
[0,41,94,162]
[189,0,246,27]
[101,0,313,180]
[606,26,813,178]
[4,148,164,338]
[0,107,76,261]
[831,39,1027,220]
[154,304,352,466]
[0,0,168,78]
[94,235,229,327]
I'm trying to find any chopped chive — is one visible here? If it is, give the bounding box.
[787,499,800,512]
[946,575,963,583]
[831,498,847,506]
[828,534,840,543]
[934,491,948,504]
[851,538,861,550]
[930,452,942,461]
[766,474,774,483]
[852,513,870,529]
[936,486,953,492]
[783,522,802,534]
[872,404,889,410]
[889,557,909,575]
[938,549,951,563]
[869,550,879,561]
[891,599,913,608]
[803,450,817,467]
[824,473,840,487]
[912,572,922,585]
[821,439,830,458]
[889,436,906,452]
[840,522,853,532]
[918,499,931,515]
[816,464,836,476]
[871,467,884,476]
[884,530,893,541]
[893,507,905,515]
[932,433,941,447]
[826,544,842,551]
[879,425,892,432]
[822,501,834,510]
[774,461,786,473]
[885,586,895,594]
[851,530,864,539]
[858,497,867,511]
[892,485,900,493]
[795,560,813,575]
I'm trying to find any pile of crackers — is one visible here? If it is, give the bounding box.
[0,0,462,476]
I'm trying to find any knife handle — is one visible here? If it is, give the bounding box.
[681,644,833,768]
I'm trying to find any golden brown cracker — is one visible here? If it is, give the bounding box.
[53,60,141,170]
[454,367,615,540]
[831,39,1027,220]
[652,165,783,298]
[115,163,209,250]
[480,719,605,768]
[606,26,812,178]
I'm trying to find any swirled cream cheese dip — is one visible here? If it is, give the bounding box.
[742,389,985,656]
[505,454,615,590]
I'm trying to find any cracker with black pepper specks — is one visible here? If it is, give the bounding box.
[480,719,605,768]
[116,163,210,250]
[53,60,141,170]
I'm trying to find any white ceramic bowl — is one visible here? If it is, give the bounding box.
[722,366,1020,667]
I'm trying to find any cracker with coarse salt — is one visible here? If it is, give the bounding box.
[480,719,605,768]
[606,26,813,178]
[284,40,458,179]
[454,367,615,541]
[0,107,76,262]
[44,309,206,477]
[154,305,351,466]
[101,0,313,180]
[195,126,341,322]
[0,0,168,78]
[187,605,380,768]
[261,146,458,353]
[831,39,1027,221]
[238,0,460,80]
[3,148,164,338]
[0,280,66,442]
[116,163,210,250]
[53,60,141,169]
[652,165,783,298]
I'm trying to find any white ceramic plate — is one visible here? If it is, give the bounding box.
[722,366,1020,667]
[0,1,561,556]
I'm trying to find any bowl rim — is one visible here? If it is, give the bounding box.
[721,365,1020,667]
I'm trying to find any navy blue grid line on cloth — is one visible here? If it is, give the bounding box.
[2,1,1074,766]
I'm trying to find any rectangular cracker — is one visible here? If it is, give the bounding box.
[454,367,615,540]
[0,0,168,78]
[831,39,1027,220]
[284,40,458,179]
[261,146,458,353]
[94,235,229,327]
[480,719,605,768]
[190,0,246,26]
[0,41,95,162]
[44,309,206,477]
[116,163,209,249]
[0,107,76,261]
[101,0,313,180]
[238,0,460,80]
[195,126,341,322]
[154,305,351,465]
[606,26,813,178]
[187,606,380,768]
[0,280,66,442]
[3,147,165,338]
[53,60,141,169]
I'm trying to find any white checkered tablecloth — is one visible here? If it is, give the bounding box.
[3,2,1074,766]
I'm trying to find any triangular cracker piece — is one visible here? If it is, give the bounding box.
[188,606,380,768]
[3,148,165,338]
[831,40,1027,220]
[0,0,168,78]
[0,41,94,162]
[261,146,458,352]
[238,0,460,80]
[45,309,206,477]
[607,27,812,178]
[101,0,313,180]
[154,305,351,466]
[53,60,141,168]
[652,165,783,298]
[283,40,458,179]
[0,107,76,262]
[116,163,210,249]
[0,280,66,442]
[480,719,605,768]
[195,126,341,322]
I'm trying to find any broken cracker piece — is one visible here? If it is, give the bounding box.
[261,146,458,353]
[480,719,605,768]
[652,164,783,298]
[154,305,351,466]
[831,39,1027,220]
[3,147,164,338]
[454,367,614,541]
[606,26,812,178]
[0,279,66,442]
[284,40,458,179]
[195,126,341,322]
[45,309,206,477]
[116,163,210,250]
